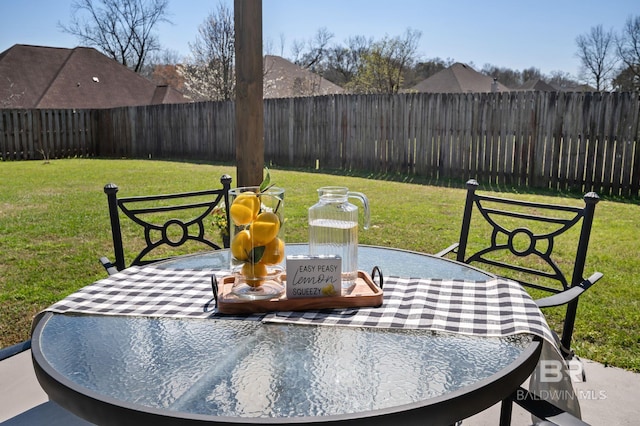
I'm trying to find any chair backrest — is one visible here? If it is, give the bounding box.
[455,180,600,358]
[104,175,232,271]
[456,180,599,294]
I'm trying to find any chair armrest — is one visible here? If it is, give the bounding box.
[434,243,459,258]
[535,272,603,308]
[99,256,119,276]
[509,386,590,425]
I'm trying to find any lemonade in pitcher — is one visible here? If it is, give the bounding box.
[308,187,369,291]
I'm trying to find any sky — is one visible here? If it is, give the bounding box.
[0,0,637,78]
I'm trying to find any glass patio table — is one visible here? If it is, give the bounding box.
[31,244,542,426]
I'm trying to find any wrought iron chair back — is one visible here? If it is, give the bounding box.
[439,179,602,359]
[102,175,232,273]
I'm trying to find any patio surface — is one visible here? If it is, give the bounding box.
[1,349,637,425]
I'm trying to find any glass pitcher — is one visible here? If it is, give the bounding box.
[308,187,370,290]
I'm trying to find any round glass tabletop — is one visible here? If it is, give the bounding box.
[35,314,533,421]
[32,246,539,425]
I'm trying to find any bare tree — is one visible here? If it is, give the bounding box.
[278,33,287,57]
[481,64,523,88]
[616,15,640,91]
[59,0,170,73]
[263,32,287,57]
[575,25,618,91]
[612,66,638,91]
[181,2,235,101]
[292,27,335,71]
[139,48,181,80]
[546,70,580,90]
[521,67,543,83]
[347,28,421,94]
[322,36,373,86]
[411,58,450,80]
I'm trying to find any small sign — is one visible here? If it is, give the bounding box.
[286,255,341,298]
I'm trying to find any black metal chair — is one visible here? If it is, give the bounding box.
[436,179,602,361]
[101,174,232,274]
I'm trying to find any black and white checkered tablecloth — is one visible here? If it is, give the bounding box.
[267,277,556,344]
[46,267,226,319]
[44,265,556,346]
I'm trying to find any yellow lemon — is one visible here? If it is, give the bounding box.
[249,212,281,246]
[260,237,284,265]
[242,262,268,287]
[230,229,252,261]
[229,192,260,225]
[321,284,337,296]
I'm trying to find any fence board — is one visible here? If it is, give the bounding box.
[535,92,549,188]
[0,111,5,160]
[621,92,639,196]
[589,92,603,192]
[424,93,437,178]
[9,110,18,158]
[514,92,527,186]
[489,93,501,184]
[601,96,613,195]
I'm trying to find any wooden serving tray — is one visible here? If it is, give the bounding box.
[217,270,383,314]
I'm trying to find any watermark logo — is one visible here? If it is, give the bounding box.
[532,359,607,401]
[577,389,608,400]
[516,388,607,401]
[539,359,585,383]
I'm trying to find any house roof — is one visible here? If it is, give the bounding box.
[514,79,556,91]
[263,55,344,99]
[409,62,510,93]
[0,44,188,109]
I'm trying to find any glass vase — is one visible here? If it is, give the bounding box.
[228,186,285,299]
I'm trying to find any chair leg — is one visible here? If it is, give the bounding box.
[499,398,513,426]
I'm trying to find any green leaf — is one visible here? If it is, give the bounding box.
[259,167,271,192]
[251,246,266,263]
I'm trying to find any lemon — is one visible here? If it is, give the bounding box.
[321,284,337,296]
[260,237,284,265]
[229,192,260,225]
[242,262,268,287]
[230,230,252,261]
[249,212,280,246]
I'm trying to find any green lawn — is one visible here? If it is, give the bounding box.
[1,158,638,371]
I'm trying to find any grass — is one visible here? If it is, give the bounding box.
[1,158,638,372]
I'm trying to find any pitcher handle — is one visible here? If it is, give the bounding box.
[347,191,370,230]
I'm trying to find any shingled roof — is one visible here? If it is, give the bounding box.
[0,44,188,109]
[263,55,344,99]
[409,62,510,93]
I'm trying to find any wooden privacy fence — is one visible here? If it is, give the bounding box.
[264,91,640,196]
[94,101,236,161]
[0,109,96,160]
[2,91,639,196]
